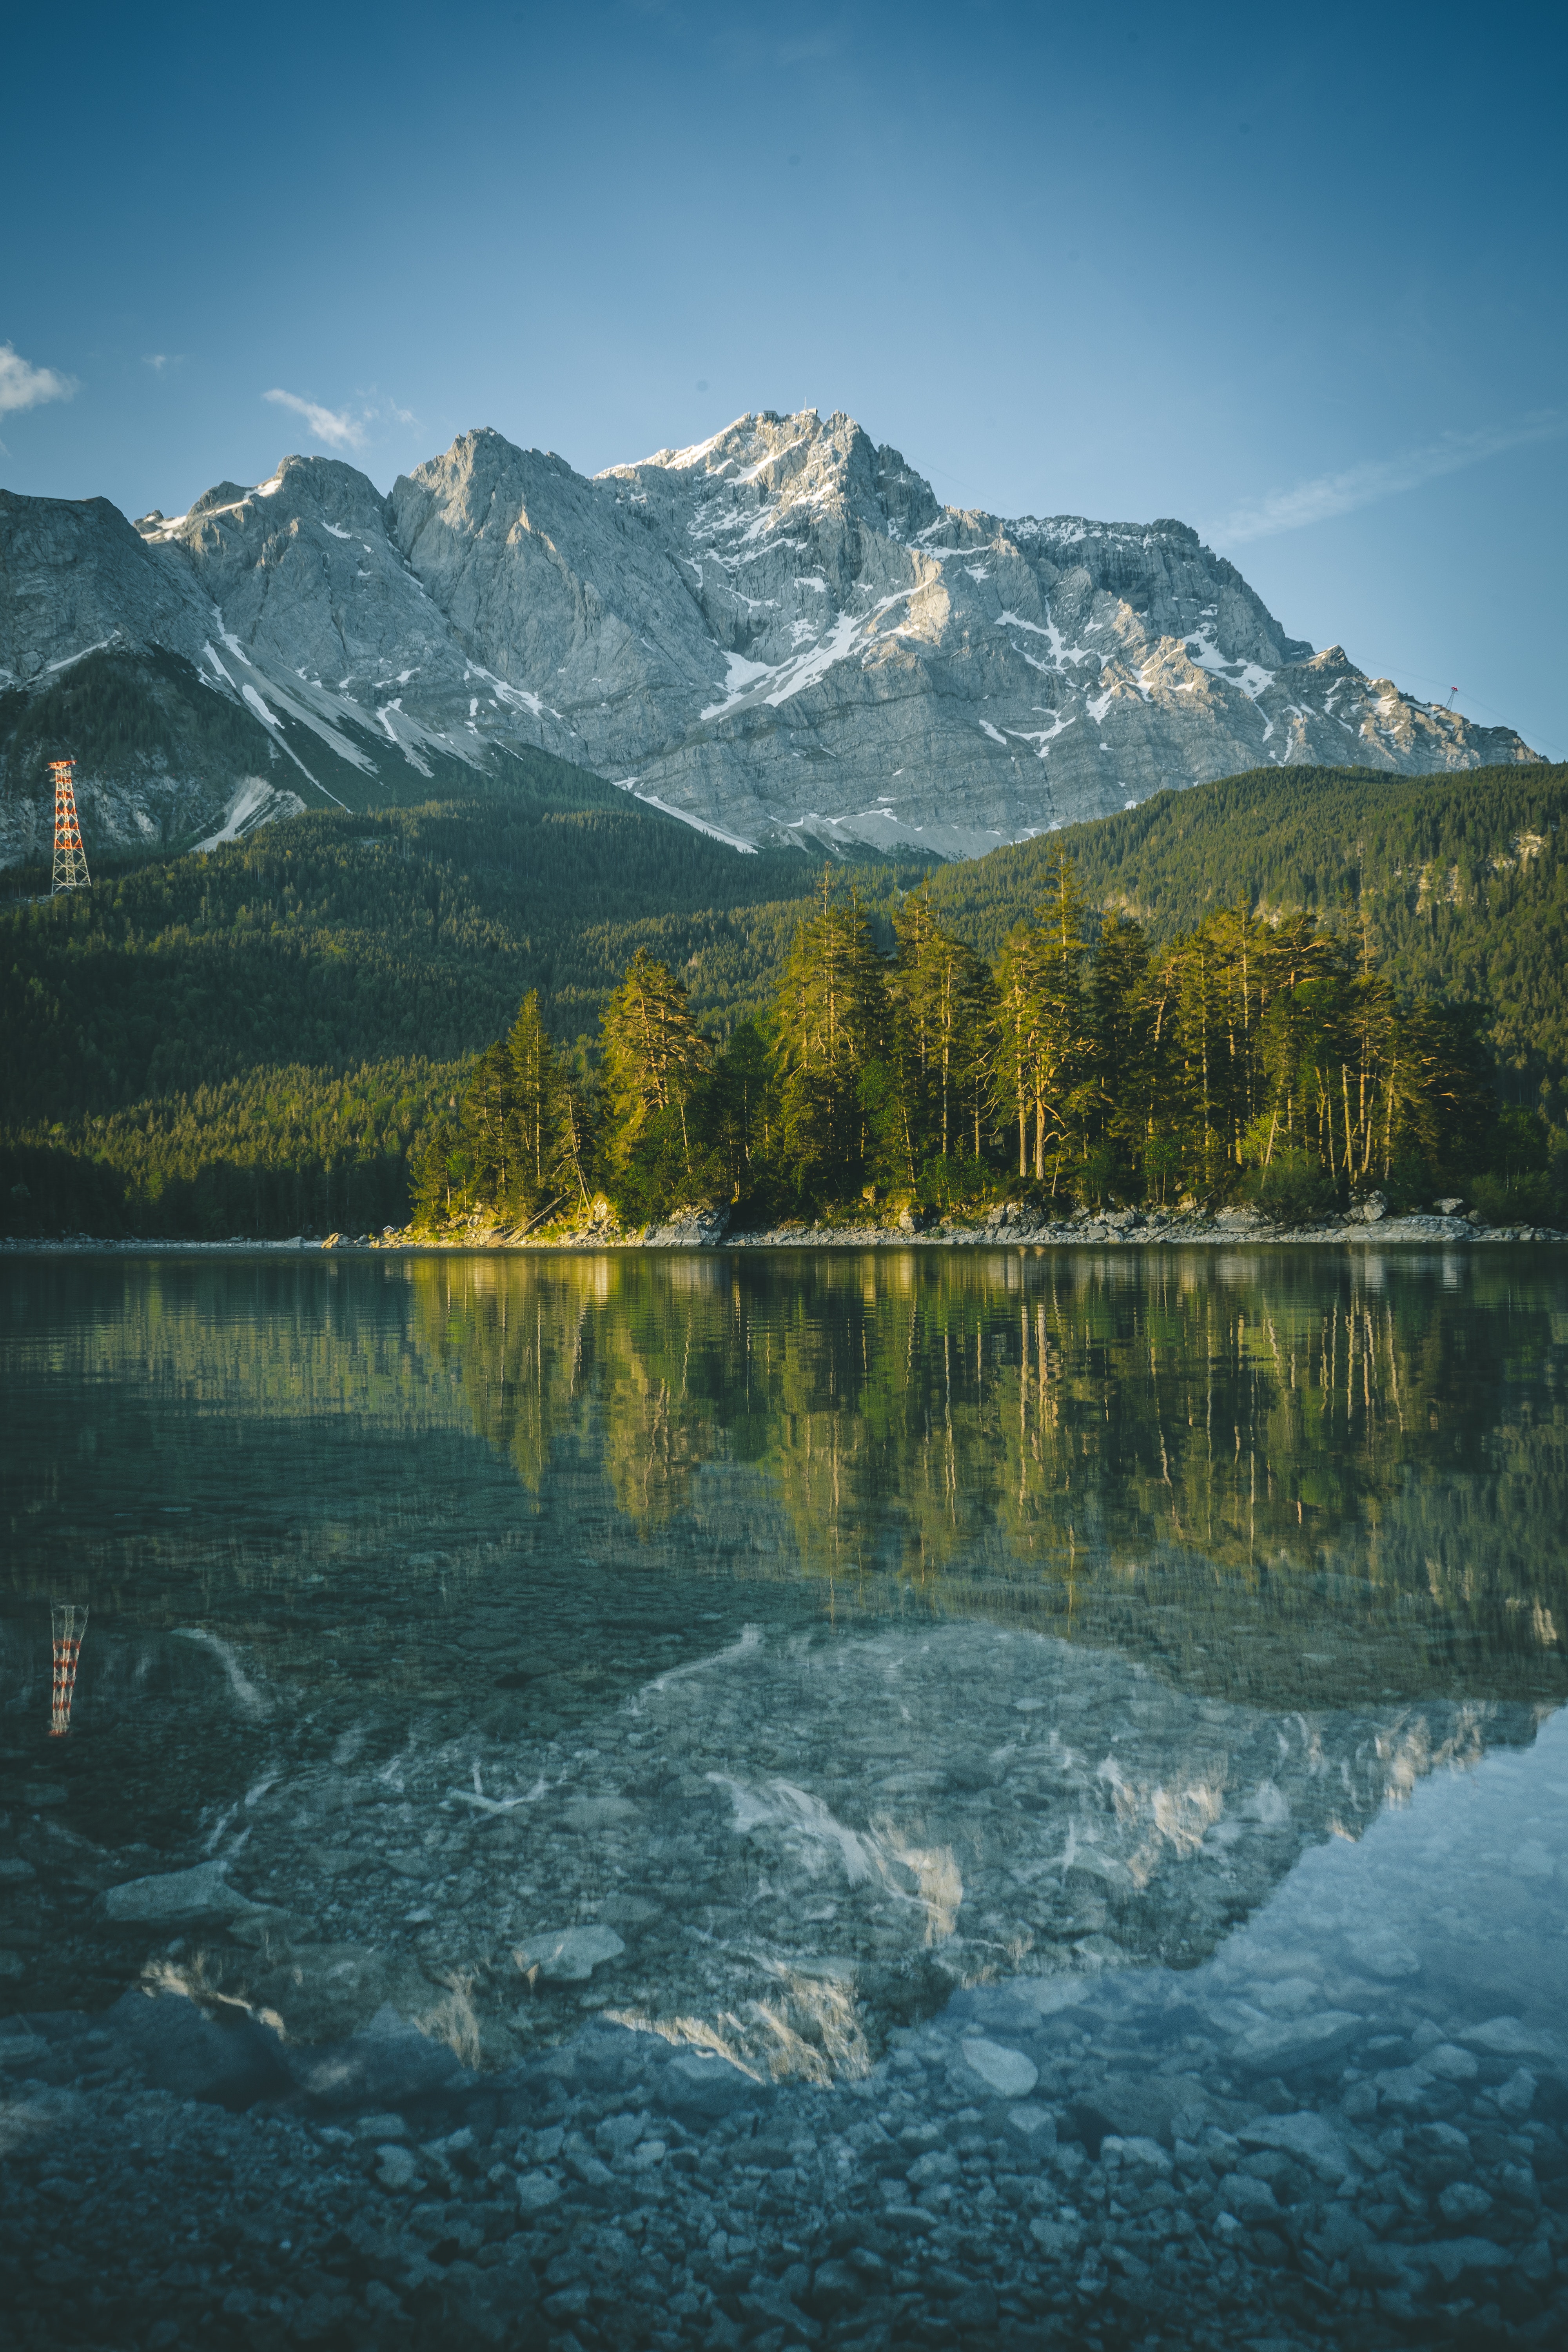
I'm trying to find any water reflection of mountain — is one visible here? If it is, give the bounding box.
[3,1250,1564,2068]
[34,1619,1554,2085]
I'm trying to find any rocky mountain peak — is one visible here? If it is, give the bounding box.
[187,480,254,519]
[1,410,1542,869]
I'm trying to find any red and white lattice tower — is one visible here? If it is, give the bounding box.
[49,759,91,894]
[50,1602,88,1737]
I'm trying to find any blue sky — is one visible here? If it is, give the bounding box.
[5,0,1565,755]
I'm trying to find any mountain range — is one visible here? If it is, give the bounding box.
[0,408,1538,869]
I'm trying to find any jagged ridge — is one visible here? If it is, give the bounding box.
[0,411,1537,866]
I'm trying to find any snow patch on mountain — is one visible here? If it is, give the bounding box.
[0,413,1541,869]
[194,776,306,851]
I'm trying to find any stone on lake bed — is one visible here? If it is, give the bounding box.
[596,2111,646,2157]
[375,2143,419,2191]
[1422,2042,1478,2082]
[658,2050,761,2120]
[808,2259,864,2314]
[103,1860,257,1924]
[1076,2070,1208,2149]
[1372,2065,1437,2114]
[1345,1929,1421,1978]
[514,1924,626,1981]
[1221,2172,1281,2221]
[959,2038,1038,2097]
[1029,2214,1084,2258]
[1425,2237,1514,2285]
[1005,2102,1058,2154]
[1408,2119,1472,2179]
[1232,2008,1363,2072]
[1101,2133,1173,2177]
[1240,2111,1358,2182]
[1497,2067,1538,2118]
[1438,2180,1494,2223]
[1461,2015,1563,2062]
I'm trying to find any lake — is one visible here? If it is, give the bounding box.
[3,1245,1566,2347]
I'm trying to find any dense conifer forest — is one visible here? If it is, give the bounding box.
[416,855,1534,1233]
[2,760,1563,1237]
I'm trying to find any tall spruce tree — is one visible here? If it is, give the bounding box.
[891,884,995,1168]
[459,1042,513,1207]
[506,991,563,1213]
[1086,910,1153,1195]
[992,850,1097,1191]
[772,873,886,1194]
[601,949,711,1175]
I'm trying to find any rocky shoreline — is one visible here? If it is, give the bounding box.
[4,1937,1565,2352]
[4,1199,1566,1258]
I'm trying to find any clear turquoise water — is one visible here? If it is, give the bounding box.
[2,1245,1565,2078]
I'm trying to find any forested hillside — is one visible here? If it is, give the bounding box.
[928,763,1568,1118]
[0,797,929,1120]
[0,790,929,1236]
[2,761,1563,1238]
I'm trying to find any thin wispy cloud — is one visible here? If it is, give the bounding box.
[1212,411,1568,545]
[360,390,418,430]
[0,341,76,416]
[143,352,183,373]
[263,386,367,451]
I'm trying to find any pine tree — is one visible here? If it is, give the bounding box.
[459,1042,513,1207]
[506,990,562,1212]
[552,1070,597,1210]
[891,883,995,1167]
[601,949,712,1175]
[1087,910,1152,1196]
[772,873,886,1193]
[991,850,1096,1191]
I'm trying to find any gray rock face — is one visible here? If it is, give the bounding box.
[0,488,210,683]
[0,410,1538,866]
[378,411,1537,853]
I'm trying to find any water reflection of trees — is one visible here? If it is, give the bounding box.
[7,1250,1562,1704]
[409,1249,1568,1691]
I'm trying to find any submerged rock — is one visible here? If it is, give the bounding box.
[102,1859,257,1924]
[958,2038,1038,2098]
[514,1924,626,1982]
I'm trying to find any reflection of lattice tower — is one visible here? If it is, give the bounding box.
[49,759,91,894]
[50,1602,88,1737]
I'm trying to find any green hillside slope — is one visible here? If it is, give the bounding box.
[2,761,1564,1237]
[0,787,932,1235]
[0,798,927,1124]
[926,764,1568,1116]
